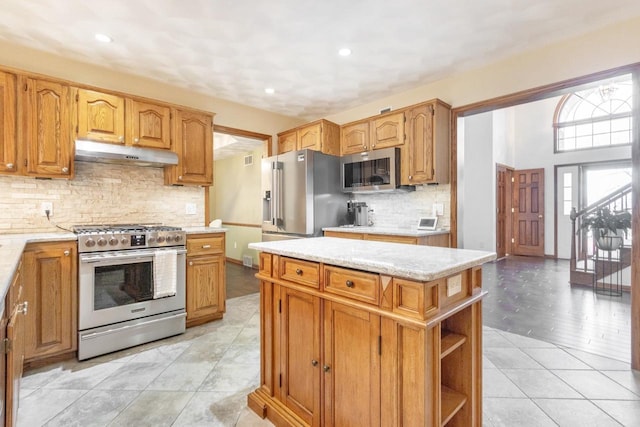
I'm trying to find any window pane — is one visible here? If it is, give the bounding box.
[563,172,572,184]
[576,123,591,136]
[564,201,572,216]
[611,131,630,145]
[576,135,592,148]
[563,187,572,199]
[593,133,610,147]
[611,117,630,132]
[593,120,610,134]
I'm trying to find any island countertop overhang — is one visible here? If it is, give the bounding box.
[249,237,496,282]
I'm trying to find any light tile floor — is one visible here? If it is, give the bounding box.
[19,294,640,426]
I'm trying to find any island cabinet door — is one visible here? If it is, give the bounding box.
[323,301,381,427]
[279,287,321,426]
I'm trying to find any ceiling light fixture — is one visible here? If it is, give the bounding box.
[95,33,113,43]
[265,87,275,95]
[338,48,352,57]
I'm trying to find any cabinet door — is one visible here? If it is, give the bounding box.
[341,120,369,155]
[280,287,321,426]
[0,71,18,175]
[323,301,380,427]
[370,112,404,150]
[76,88,126,145]
[297,123,321,151]
[21,78,72,178]
[186,254,225,323]
[403,104,434,185]
[277,130,296,154]
[5,305,25,427]
[166,109,213,185]
[23,242,77,361]
[129,99,171,149]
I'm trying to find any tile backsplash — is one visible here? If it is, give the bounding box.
[351,184,451,230]
[0,162,205,233]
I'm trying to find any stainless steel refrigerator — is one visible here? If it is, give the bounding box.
[262,149,347,241]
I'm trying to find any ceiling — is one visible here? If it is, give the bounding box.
[2,0,640,121]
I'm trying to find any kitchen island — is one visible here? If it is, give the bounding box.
[247,237,495,427]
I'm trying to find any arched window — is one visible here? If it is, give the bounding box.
[554,74,632,152]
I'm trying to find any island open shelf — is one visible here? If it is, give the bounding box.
[247,237,494,427]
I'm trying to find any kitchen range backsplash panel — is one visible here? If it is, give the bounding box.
[0,162,204,233]
[352,184,451,230]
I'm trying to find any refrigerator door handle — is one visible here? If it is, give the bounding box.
[271,162,277,226]
[275,163,283,227]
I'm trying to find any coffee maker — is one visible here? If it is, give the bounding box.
[347,200,368,226]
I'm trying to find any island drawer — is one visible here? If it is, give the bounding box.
[187,235,225,256]
[279,257,320,288]
[324,266,379,305]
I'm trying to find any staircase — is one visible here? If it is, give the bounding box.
[569,183,633,290]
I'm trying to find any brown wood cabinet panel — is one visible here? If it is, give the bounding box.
[186,235,224,256]
[166,108,213,186]
[280,287,321,426]
[324,265,380,305]
[76,89,126,145]
[370,112,405,150]
[364,234,418,245]
[5,303,25,427]
[186,254,225,325]
[323,301,380,427]
[0,71,18,175]
[277,130,296,154]
[279,258,320,289]
[23,241,77,362]
[340,120,370,155]
[128,99,171,149]
[297,122,322,151]
[418,233,450,248]
[323,231,364,240]
[21,77,72,178]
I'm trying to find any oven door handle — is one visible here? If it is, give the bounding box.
[79,312,187,341]
[80,248,187,263]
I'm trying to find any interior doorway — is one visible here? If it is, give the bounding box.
[495,164,513,259]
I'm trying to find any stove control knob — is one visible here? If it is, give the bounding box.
[157,235,166,243]
[174,235,182,242]
[148,236,156,244]
[97,238,107,247]
[85,238,96,247]
[109,237,118,246]
[121,237,128,244]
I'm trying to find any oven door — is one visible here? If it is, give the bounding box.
[78,247,186,330]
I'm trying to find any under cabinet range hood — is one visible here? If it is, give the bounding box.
[74,140,179,167]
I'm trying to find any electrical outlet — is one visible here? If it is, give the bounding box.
[41,202,53,217]
[432,203,444,216]
[185,203,197,215]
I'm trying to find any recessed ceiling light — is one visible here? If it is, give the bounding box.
[95,33,113,43]
[338,48,351,57]
[265,87,275,95]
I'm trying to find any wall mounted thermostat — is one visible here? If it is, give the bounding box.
[417,217,438,230]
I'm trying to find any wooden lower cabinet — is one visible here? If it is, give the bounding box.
[249,255,482,427]
[324,230,450,247]
[4,259,26,427]
[22,241,77,365]
[186,234,226,327]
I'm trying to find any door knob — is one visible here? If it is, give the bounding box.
[134,137,140,143]
[345,280,354,288]
[295,268,303,275]
[64,250,70,256]
[323,365,331,373]
[538,214,543,218]
[6,163,14,169]
[62,166,69,173]
[311,359,318,367]
[19,301,28,315]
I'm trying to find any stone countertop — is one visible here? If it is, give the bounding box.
[249,237,495,282]
[322,226,450,237]
[182,227,227,234]
[0,232,77,302]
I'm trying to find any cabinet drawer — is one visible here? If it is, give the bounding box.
[279,257,320,289]
[364,234,417,244]
[187,235,224,256]
[324,266,379,305]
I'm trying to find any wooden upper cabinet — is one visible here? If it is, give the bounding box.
[165,108,213,186]
[341,120,370,155]
[0,71,18,175]
[128,99,171,149]
[75,88,126,145]
[402,100,450,185]
[277,130,296,154]
[21,77,72,178]
[297,123,322,151]
[370,112,405,150]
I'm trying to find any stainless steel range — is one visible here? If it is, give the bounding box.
[74,224,187,360]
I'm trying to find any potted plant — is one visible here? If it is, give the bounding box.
[579,207,632,250]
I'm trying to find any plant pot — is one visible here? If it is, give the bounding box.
[595,229,623,251]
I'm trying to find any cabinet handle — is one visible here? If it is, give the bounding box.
[202,244,211,249]
[64,250,70,256]
[178,176,183,181]
[19,301,28,315]
[362,144,366,149]
[323,365,331,373]
[345,280,354,288]
[311,359,318,367]
[6,163,14,169]
[62,166,69,173]
[189,261,193,266]
[118,135,124,142]
[134,137,140,143]
[408,175,412,180]
[295,268,303,275]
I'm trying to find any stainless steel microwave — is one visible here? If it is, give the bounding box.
[341,147,414,193]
